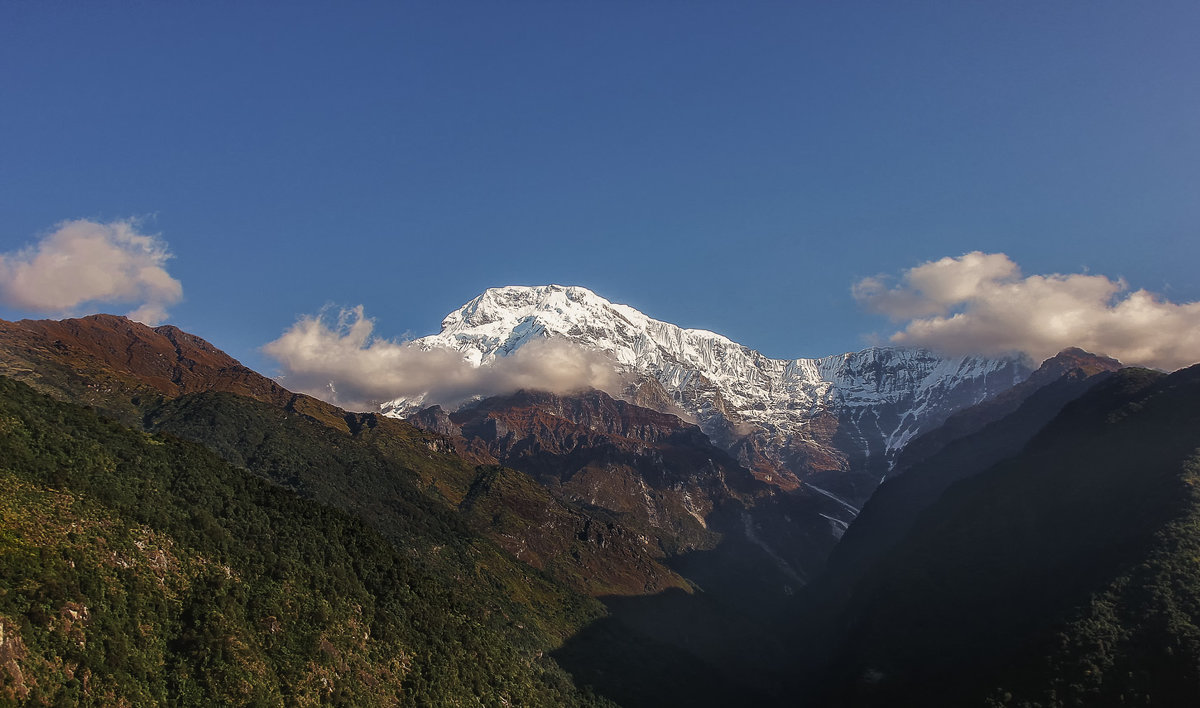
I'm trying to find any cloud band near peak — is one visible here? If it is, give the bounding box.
[262,306,626,411]
[854,251,1200,371]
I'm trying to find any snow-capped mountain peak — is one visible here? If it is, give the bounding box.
[431,285,739,369]
[385,285,1033,502]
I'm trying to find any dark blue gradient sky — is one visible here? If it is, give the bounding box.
[2,2,1198,371]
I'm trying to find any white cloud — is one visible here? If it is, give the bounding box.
[854,251,1200,371]
[0,219,183,325]
[262,305,627,411]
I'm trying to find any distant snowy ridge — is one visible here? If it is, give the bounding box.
[382,285,1032,498]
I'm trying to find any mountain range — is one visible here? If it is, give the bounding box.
[2,287,1199,706]
[386,285,1033,506]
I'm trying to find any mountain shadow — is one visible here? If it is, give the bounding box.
[798,364,1200,706]
[811,348,1122,617]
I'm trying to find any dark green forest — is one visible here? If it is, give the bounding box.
[0,376,611,706]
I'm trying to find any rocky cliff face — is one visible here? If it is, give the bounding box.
[412,388,856,596]
[383,285,1034,503]
[421,389,759,553]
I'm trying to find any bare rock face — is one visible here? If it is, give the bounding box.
[406,404,461,438]
[0,616,31,702]
[412,387,853,589]
[423,388,757,555]
[624,376,686,418]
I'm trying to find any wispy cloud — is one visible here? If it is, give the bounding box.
[0,219,183,325]
[263,305,626,411]
[854,251,1200,371]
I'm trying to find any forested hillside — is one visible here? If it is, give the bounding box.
[0,376,611,706]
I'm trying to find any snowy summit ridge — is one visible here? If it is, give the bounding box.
[383,285,1033,499]
[432,284,739,368]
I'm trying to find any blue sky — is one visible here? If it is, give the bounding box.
[2,2,1198,374]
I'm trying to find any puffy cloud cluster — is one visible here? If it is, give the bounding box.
[854,252,1200,371]
[263,305,627,411]
[0,219,183,325]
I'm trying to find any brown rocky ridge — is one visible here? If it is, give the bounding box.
[0,314,686,597]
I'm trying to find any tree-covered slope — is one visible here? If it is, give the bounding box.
[0,376,612,706]
[0,314,692,602]
[805,364,1200,706]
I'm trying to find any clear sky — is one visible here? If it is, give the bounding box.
[2,1,1199,375]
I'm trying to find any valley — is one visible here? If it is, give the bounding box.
[1,302,1198,706]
